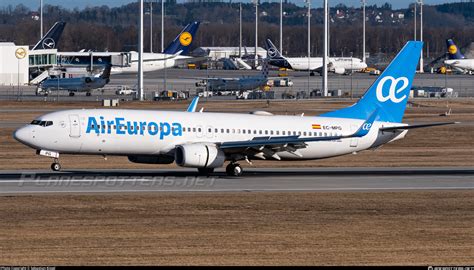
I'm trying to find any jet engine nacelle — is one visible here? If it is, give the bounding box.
[333,67,346,75]
[175,143,226,168]
[128,155,174,164]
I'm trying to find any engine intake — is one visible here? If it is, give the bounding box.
[333,67,346,75]
[175,143,226,168]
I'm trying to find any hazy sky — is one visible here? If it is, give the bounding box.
[1,0,465,10]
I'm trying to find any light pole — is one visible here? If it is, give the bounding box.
[306,0,311,95]
[253,0,259,69]
[280,0,283,53]
[350,51,353,99]
[138,0,144,101]
[239,3,242,58]
[361,0,366,63]
[418,0,424,73]
[161,0,164,52]
[414,2,417,41]
[40,0,43,38]
[150,0,153,53]
[322,0,328,97]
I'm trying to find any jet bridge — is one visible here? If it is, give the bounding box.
[57,52,132,68]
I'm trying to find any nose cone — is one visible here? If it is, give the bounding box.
[13,127,30,145]
[361,62,368,69]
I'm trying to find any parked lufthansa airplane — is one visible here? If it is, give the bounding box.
[14,41,456,176]
[265,39,367,75]
[444,39,474,74]
[111,22,200,74]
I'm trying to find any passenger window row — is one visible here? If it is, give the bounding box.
[181,126,338,137]
[86,124,340,137]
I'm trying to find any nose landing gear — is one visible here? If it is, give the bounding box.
[226,162,243,177]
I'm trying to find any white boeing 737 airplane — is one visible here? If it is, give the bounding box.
[14,41,456,176]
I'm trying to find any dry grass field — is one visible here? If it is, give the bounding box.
[1,191,472,265]
[0,98,473,170]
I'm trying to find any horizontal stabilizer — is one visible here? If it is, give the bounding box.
[379,122,459,132]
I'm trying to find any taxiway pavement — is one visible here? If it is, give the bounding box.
[0,167,472,195]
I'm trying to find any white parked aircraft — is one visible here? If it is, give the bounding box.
[265,39,367,75]
[444,39,474,74]
[195,61,269,92]
[14,41,456,176]
[111,22,200,74]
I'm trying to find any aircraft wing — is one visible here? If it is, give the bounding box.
[174,56,210,65]
[379,122,458,132]
[136,51,182,63]
[217,109,378,159]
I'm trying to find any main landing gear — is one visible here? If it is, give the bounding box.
[51,158,61,171]
[226,162,243,177]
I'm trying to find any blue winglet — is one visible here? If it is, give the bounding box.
[186,96,199,112]
[353,108,379,137]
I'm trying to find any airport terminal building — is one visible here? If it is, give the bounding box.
[0,42,57,85]
[0,42,130,86]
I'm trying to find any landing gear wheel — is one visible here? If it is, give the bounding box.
[69,92,75,97]
[86,92,92,96]
[226,163,243,177]
[51,162,61,171]
[198,167,214,175]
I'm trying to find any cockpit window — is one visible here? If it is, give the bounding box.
[30,120,53,127]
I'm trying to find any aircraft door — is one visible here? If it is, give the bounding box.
[69,114,81,138]
[350,124,358,147]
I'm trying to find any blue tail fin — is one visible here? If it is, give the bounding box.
[32,21,66,50]
[163,21,200,55]
[446,39,465,60]
[320,41,423,123]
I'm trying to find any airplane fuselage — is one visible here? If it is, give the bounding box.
[444,59,474,72]
[14,109,405,161]
[269,56,367,73]
[207,77,267,91]
[40,77,107,92]
[111,52,192,74]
